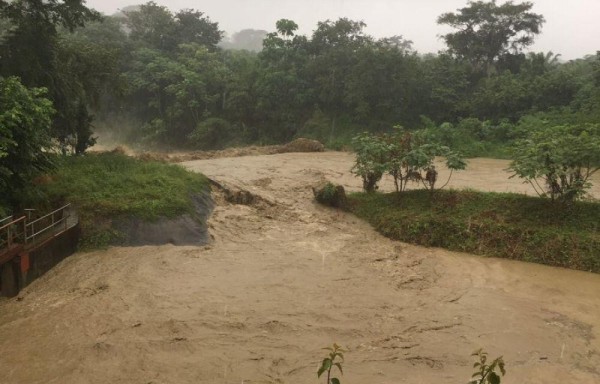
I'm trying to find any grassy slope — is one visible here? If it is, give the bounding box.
[30,153,209,248]
[348,190,600,272]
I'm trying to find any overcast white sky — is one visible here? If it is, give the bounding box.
[85,0,599,60]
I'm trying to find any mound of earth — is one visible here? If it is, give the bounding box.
[113,192,214,246]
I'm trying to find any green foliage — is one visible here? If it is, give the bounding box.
[27,152,209,248]
[509,124,600,202]
[0,76,55,209]
[40,153,208,220]
[188,118,233,149]
[468,349,506,384]
[351,132,390,192]
[348,189,600,272]
[404,140,467,193]
[255,19,311,142]
[313,183,347,208]
[438,1,545,74]
[77,9,600,152]
[53,18,127,154]
[310,343,507,384]
[418,118,515,158]
[0,0,101,155]
[351,129,466,194]
[317,343,345,384]
[275,19,298,37]
[124,1,222,52]
[125,44,228,145]
[3,2,598,155]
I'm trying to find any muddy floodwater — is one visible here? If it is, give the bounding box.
[0,153,599,384]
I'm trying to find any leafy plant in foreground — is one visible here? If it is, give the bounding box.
[317,343,345,384]
[468,349,506,384]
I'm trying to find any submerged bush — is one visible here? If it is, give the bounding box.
[313,182,347,208]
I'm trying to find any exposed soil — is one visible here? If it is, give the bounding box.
[0,152,599,384]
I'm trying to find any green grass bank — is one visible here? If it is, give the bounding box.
[347,190,600,273]
[28,153,210,249]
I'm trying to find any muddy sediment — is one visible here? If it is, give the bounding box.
[0,153,598,384]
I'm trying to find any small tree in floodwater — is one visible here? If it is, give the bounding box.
[402,139,467,194]
[351,132,389,192]
[351,128,466,194]
[509,123,600,202]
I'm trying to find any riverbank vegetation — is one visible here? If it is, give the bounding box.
[37,152,208,219]
[342,124,599,271]
[19,152,209,248]
[337,120,599,271]
[347,189,600,273]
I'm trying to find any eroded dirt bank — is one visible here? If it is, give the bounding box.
[0,153,599,384]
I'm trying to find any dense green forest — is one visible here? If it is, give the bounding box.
[1,0,600,210]
[85,2,600,152]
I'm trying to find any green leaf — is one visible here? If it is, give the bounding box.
[317,367,325,377]
[318,358,332,377]
[331,378,341,384]
[498,360,506,376]
[488,372,501,384]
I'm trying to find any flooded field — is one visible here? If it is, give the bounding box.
[0,152,599,384]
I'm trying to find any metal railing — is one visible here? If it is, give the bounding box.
[0,204,76,259]
[0,216,15,227]
[0,216,26,252]
[24,204,72,246]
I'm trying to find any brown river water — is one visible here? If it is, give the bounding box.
[0,152,599,384]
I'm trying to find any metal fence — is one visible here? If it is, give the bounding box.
[0,216,26,252]
[0,204,73,255]
[24,204,72,246]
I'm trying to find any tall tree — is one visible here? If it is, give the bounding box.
[0,77,55,209]
[256,19,311,141]
[124,2,222,53]
[308,18,372,137]
[0,0,100,84]
[125,1,176,51]
[0,0,101,153]
[125,44,228,145]
[174,9,222,50]
[438,1,545,74]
